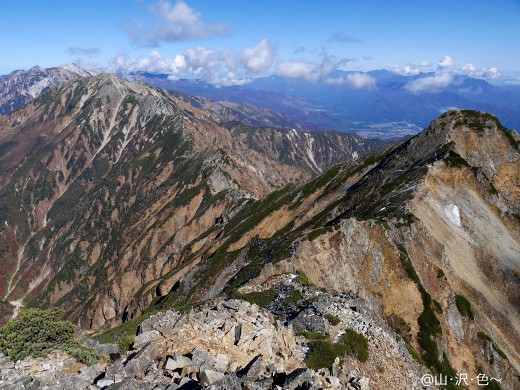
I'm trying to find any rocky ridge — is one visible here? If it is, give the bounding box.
[1,296,413,389]
[0,71,519,388]
[0,64,93,115]
[0,74,383,330]
[143,109,519,388]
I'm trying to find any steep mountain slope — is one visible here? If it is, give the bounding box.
[1,71,518,386]
[0,74,381,330]
[167,90,317,131]
[0,64,93,115]
[227,125,385,174]
[144,110,519,388]
[165,92,387,175]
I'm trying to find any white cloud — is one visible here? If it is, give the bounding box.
[129,0,231,46]
[325,73,376,88]
[183,47,219,74]
[346,73,376,88]
[240,38,274,74]
[388,61,433,76]
[136,50,187,73]
[219,48,239,71]
[277,55,351,82]
[391,56,501,87]
[462,63,500,79]
[277,61,321,81]
[206,72,251,87]
[438,55,453,68]
[107,38,276,86]
[405,72,453,93]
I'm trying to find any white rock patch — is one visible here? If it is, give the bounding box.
[444,203,461,227]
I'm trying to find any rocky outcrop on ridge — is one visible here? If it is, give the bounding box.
[0,298,389,389]
[0,64,93,115]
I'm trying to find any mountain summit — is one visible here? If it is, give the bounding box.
[0,64,94,115]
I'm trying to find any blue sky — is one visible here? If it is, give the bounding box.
[2,0,519,85]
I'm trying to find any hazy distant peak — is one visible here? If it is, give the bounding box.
[58,63,95,76]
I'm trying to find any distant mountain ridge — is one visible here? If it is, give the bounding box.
[0,64,94,115]
[129,70,520,139]
[4,65,518,141]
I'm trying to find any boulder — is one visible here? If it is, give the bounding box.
[167,377,200,389]
[281,368,317,390]
[244,378,276,390]
[237,355,263,380]
[132,330,161,349]
[85,338,120,356]
[214,353,229,373]
[199,368,225,386]
[180,365,199,377]
[96,378,115,388]
[105,378,142,389]
[190,346,216,369]
[207,374,241,390]
[164,354,194,371]
[291,308,326,334]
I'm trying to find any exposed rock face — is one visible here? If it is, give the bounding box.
[0,299,376,389]
[167,91,387,175]
[0,73,383,330]
[153,110,518,388]
[0,72,518,388]
[0,64,93,115]
[136,299,302,373]
[0,350,107,389]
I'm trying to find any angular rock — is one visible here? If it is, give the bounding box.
[242,378,274,390]
[291,308,326,333]
[222,300,242,311]
[165,354,194,371]
[214,353,229,373]
[199,368,225,386]
[85,339,120,356]
[96,378,115,388]
[167,377,200,389]
[237,355,263,380]
[328,375,341,387]
[104,361,125,380]
[352,376,370,390]
[9,376,36,390]
[206,373,241,390]
[180,365,200,377]
[190,346,216,369]
[105,377,142,390]
[119,342,162,378]
[331,357,340,377]
[282,368,317,390]
[132,330,161,349]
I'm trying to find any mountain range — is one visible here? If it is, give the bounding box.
[3,64,520,141]
[129,69,520,139]
[0,67,519,388]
